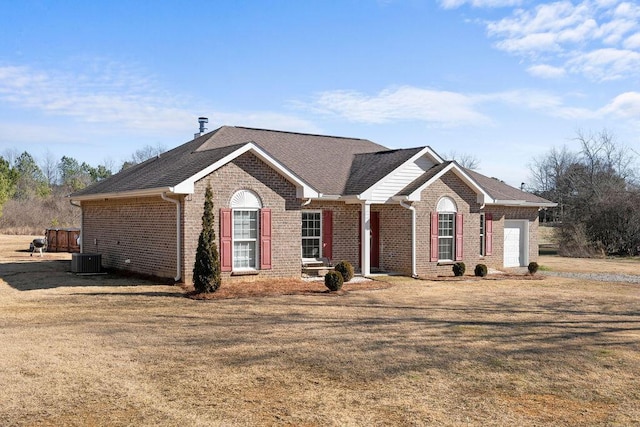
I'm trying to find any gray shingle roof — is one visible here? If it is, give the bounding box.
[195,126,387,195]
[464,168,554,204]
[72,136,246,196]
[71,125,554,207]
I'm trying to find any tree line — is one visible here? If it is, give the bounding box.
[0,144,164,233]
[529,129,640,257]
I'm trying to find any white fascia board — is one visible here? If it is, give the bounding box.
[174,142,319,198]
[70,187,173,202]
[405,163,493,202]
[359,146,443,200]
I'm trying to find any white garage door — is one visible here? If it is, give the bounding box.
[504,220,527,267]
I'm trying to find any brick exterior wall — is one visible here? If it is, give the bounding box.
[302,201,362,270]
[81,159,540,282]
[483,206,540,269]
[82,196,178,278]
[182,152,301,283]
[375,205,412,275]
[408,171,541,277]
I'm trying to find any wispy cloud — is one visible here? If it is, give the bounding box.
[438,0,522,9]
[599,91,640,120]
[297,84,640,127]
[0,60,319,138]
[0,61,198,134]
[298,86,490,127]
[527,64,567,78]
[468,1,640,81]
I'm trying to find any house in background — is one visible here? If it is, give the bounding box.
[70,122,555,283]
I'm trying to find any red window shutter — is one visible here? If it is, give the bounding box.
[220,208,232,272]
[322,210,333,261]
[430,212,439,262]
[485,213,493,256]
[260,208,272,270]
[455,213,464,261]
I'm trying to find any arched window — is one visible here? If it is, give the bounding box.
[230,190,262,270]
[437,197,457,261]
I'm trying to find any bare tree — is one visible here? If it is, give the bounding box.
[120,144,166,171]
[445,150,480,170]
[40,150,59,186]
[530,129,640,256]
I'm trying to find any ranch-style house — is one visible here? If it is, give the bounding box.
[71,123,555,283]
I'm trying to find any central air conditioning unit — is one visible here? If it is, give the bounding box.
[71,253,102,274]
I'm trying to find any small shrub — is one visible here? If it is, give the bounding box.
[324,271,344,291]
[528,262,539,275]
[334,260,354,282]
[474,264,488,277]
[452,262,466,277]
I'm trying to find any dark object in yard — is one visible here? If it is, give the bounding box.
[453,262,466,276]
[45,228,80,253]
[474,264,488,277]
[30,238,47,257]
[324,271,344,291]
[528,262,539,275]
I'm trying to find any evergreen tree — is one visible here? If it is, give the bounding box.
[193,185,221,293]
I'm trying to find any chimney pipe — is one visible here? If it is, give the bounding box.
[195,117,208,138]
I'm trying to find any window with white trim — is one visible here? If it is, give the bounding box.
[230,190,262,270]
[302,211,321,258]
[437,197,457,262]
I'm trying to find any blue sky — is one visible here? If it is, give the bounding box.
[1,0,639,188]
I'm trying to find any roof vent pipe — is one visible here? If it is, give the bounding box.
[194,117,208,138]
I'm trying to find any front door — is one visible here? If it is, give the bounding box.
[371,211,380,269]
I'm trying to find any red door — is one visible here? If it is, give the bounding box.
[360,212,380,269]
[371,211,380,269]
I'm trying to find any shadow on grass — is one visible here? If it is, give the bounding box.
[0,260,172,292]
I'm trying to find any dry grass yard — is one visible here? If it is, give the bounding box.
[1,235,639,426]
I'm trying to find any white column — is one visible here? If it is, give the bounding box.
[361,202,371,276]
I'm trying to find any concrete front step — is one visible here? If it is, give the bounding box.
[302,266,332,277]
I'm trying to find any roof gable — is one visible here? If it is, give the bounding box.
[397,161,492,203]
[196,126,387,196]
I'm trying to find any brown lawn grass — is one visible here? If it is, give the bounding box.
[0,235,639,426]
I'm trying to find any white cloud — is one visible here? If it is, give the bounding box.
[0,61,320,141]
[624,32,640,49]
[527,64,567,78]
[0,63,197,134]
[302,86,490,127]
[599,91,640,120]
[567,48,640,80]
[483,1,640,81]
[439,0,521,9]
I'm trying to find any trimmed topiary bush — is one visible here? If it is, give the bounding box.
[334,260,354,283]
[474,264,488,277]
[452,262,466,277]
[528,262,539,275]
[324,271,344,291]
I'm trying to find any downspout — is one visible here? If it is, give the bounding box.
[161,192,182,282]
[301,198,312,207]
[400,200,418,278]
[69,199,82,253]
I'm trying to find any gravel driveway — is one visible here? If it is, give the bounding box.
[544,271,640,284]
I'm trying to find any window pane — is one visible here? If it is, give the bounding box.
[302,238,320,258]
[233,241,256,269]
[234,210,257,239]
